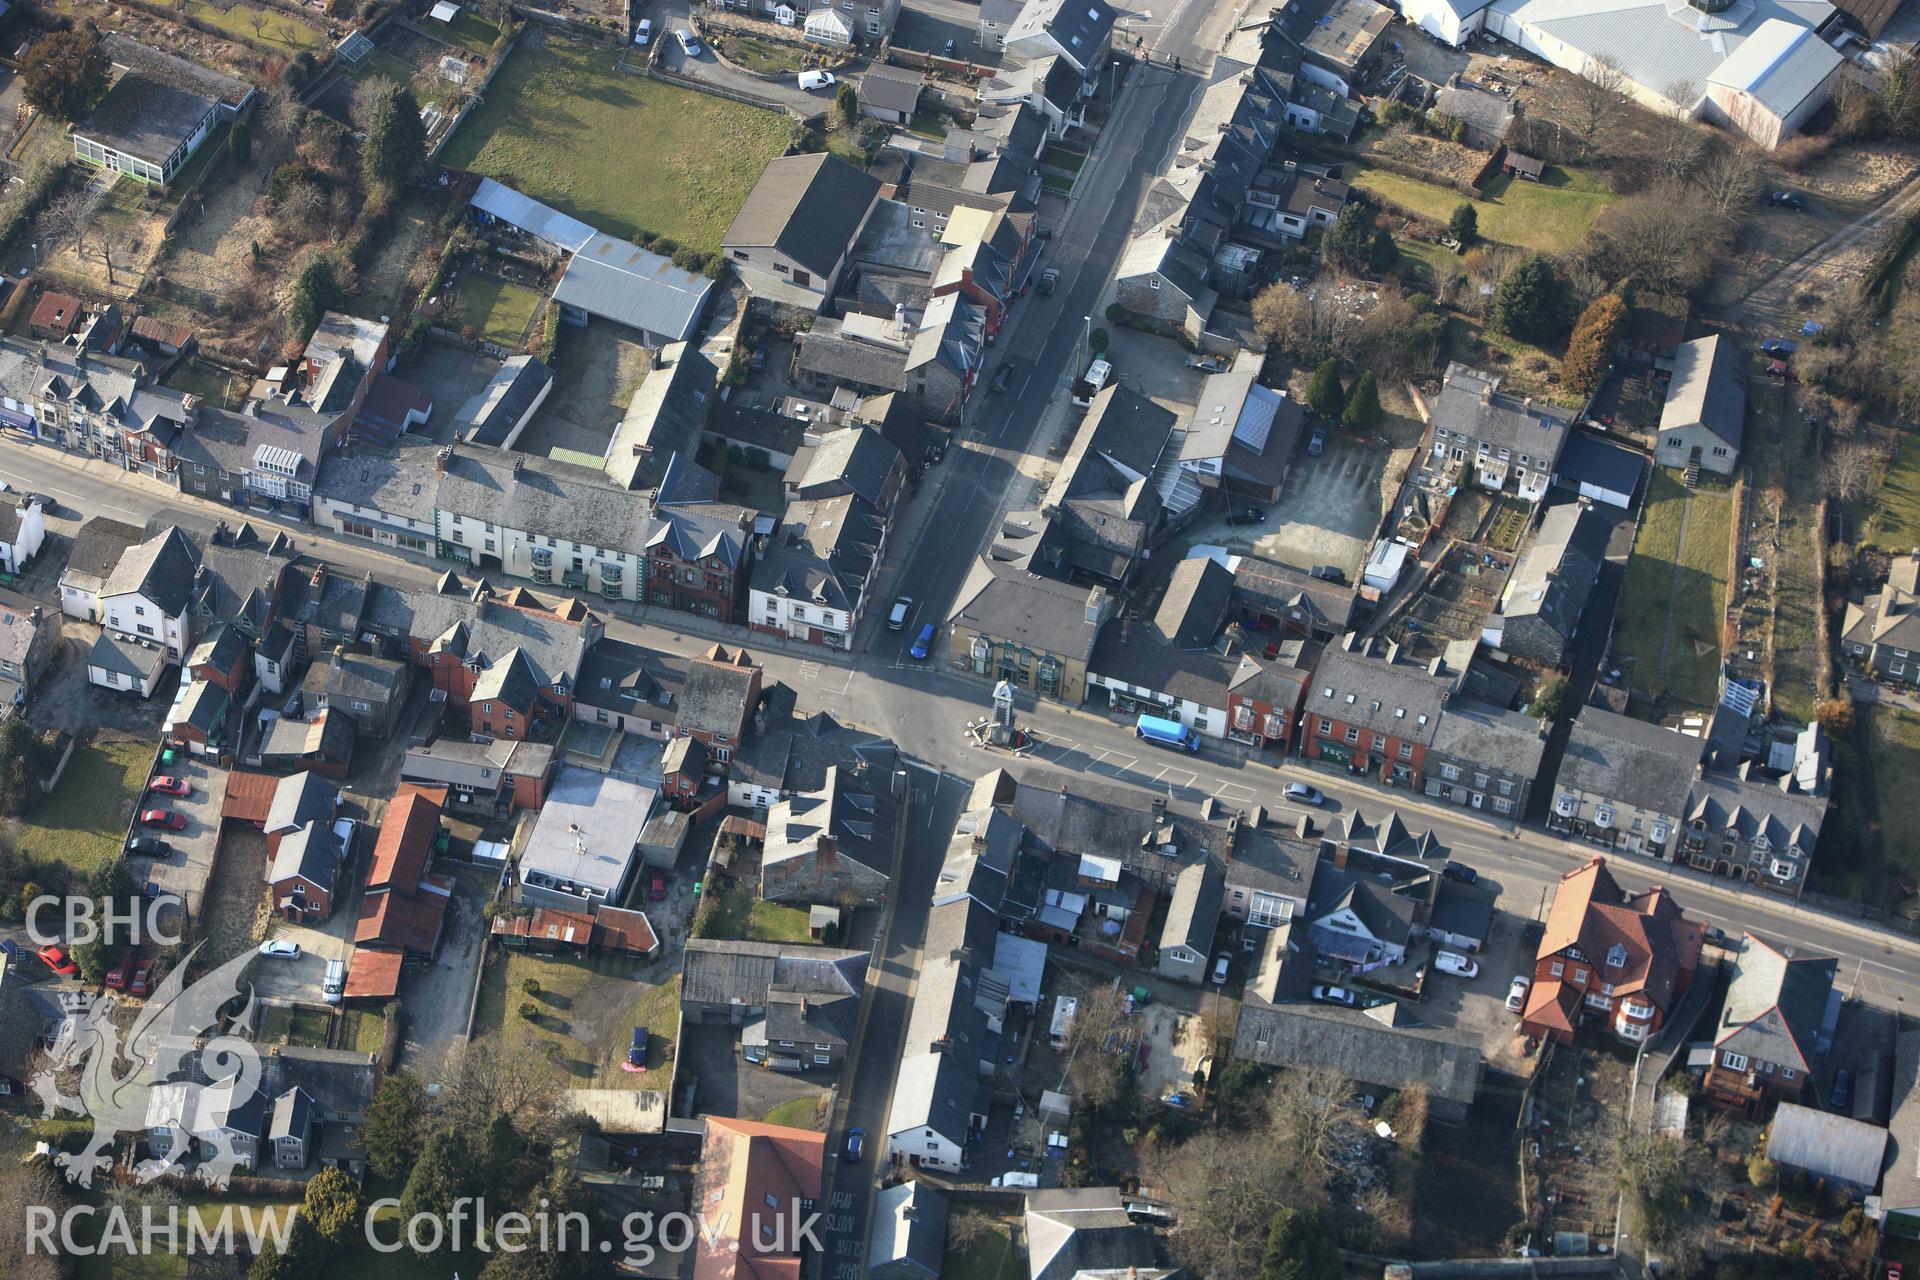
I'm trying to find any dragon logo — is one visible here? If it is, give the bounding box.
[31,944,265,1190]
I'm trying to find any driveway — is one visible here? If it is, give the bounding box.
[254,877,358,1006]
[1239,434,1389,575]
[131,758,229,932]
[679,1022,830,1121]
[648,0,826,115]
[394,868,493,1078]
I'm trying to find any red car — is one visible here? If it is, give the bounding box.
[129,960,154,997]
[649,871,668,901]
[104,951,132,990]
[37,945,77,977]
[140,809,187,831]
[148,776,191,798]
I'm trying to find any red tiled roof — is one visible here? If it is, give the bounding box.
[593,906,659,956]
[355,878,450,954]
[492,906,594,947]
[1522,976,1575,1034]
[693,1117,825,1280]
[342,948,404,999]
[222,770,282,824]
[1538,857,1702,1017]
[131,316,195,349]
[30,292,81,334]
[367,791,441,892]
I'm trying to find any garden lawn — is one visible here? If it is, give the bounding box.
[944,1215,1024,1280]
[5,737,152,880]
[1864,430,1920,550]
[474,948,679,1081]
[184,0,327,53]
[451,273,544,349]
[1871,707,1920,902]
[437,9,502,56]
[258,1004,331,1048]
[763,1096,823,1128]
[1344,161,1616,254]
[340,1006,388,1054]
[354,50,425,92]
[76,1198,297,1280]
[439,33,790,253]
[1612,470,1733,707]
[749,900,815,943]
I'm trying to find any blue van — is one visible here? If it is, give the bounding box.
[910,623,937,660]
[1135,714,1200,752]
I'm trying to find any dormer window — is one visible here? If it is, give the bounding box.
[1605,943,1626,969]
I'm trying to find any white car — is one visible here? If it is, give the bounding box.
[1310,984,1357,1007]
[1506,974,1532,1012]
[1434,951,1479,979]
[1283,782,1324,806]
[258,939,301,960]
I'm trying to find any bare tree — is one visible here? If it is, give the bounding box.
[248,9,268,43]
[253,87,300,148]
[946,1211,996,1252]
[1648,81,1704,181]
[349,75,400,135]
[1269,1065,1358,1172]
[1693,140,1764,216]
[33,186,92,251]
[1822,440,1883,503]
[441,1036,565,1139]
[1250,277,1364,365]
[1580,182,1726,296]
[276,180,330,238]
[0,1160,74,1280]
[1062,985,1130,1111]
[1563,54,1631,155]
[1158,1129,1316,1279]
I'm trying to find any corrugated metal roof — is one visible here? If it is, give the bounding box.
[1489,0,1835,110]
[552,234,713,342]
[1767,1101,1889,1188]
[469,178,596,253]
[1715,19,1843,115]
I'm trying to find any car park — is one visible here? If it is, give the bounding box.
[1283,782,1324,806]
[1311,984,1357,1007]
[149,776,191,797]
[910,623,936,660]
[1442,862,1479,885]
[843,1127,865,1162]
[38,945,76,976]
[258,939,301,960]
[140,809,187,831]
[888,597,912,630]
[1506,975,1531,1012]
[1435,951,1479,979]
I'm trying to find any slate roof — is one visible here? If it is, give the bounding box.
[105,527,200,614]
[1430,698,1546,777]
[1432,362,1576,464]
[1161,858,1224,955]
[679,938,868,1008]
[1660,334,1747,451]
[1715,934,1835,1072]
[573,636,680,720]
[764,764,897,878]
[260,710,355,766]
[1556,707,1702,817]
[787,426,902,510]
[266,771,336,834]
[304,650,407,710]
[795,323,910,392]
[1229,556,1357,630]
[725,154,883,279]
[455,356,553,447]
[1307,634,1450,743]
[1025,1188,1175,1280]
[314,438,442,524]
[437,445,658,555]
[605,341,718,492]
[62,517,145,593]
[860,65,925,115]
[750,494,886,615]
[868,1183,948,1280]
[1497,500,1609,650]
[1554,431,1644,497]
[677,647,760,741]
[552,234,713,341]
[1234,999,1484,1104]
[730,702,898,797]
[949,556,1107,660]
[269,822,344,894]
[1089,558,1238,706]
[1007,0,1118,73]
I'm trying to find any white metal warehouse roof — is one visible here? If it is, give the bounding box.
[552,234,713,343]
[469,177,596,254]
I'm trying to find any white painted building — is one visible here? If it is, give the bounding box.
[0,500,46,575]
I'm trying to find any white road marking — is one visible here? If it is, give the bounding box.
[1214,781,1257,803]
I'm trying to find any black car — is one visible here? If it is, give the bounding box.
[1038,267,1060,295]
[1830,1070,1852,1110]
[1770,190,1809,211]
[1225,508,1265,526]
[991,362,1016,393]
[1310,565,1348,584]
[1441,862,1479,885]
[128,836,171,859]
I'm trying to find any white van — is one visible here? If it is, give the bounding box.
[323,959,347,1005]
[634,18,652,44]
[798,69,836,91]
[1070,359,1112,410]
[993,1172,1040,1188]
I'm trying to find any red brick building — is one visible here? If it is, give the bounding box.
[1521,857,1704,1047]
[355,791,452,964]
[1224,646,1312,752]
[673,645,763,763]
[411,594,601,741]
[1301,634,1449,790]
